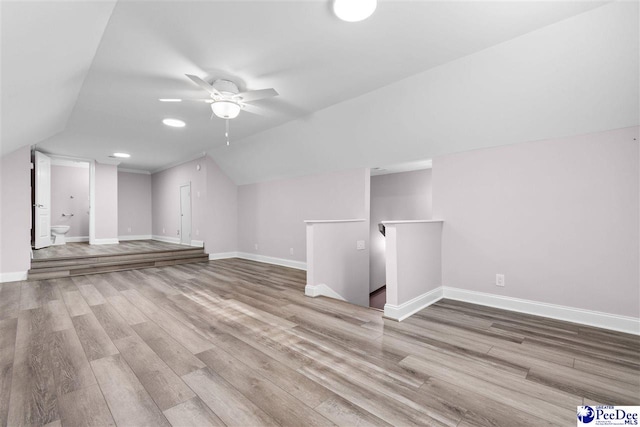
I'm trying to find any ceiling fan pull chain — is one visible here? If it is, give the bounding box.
[225,119,230,146]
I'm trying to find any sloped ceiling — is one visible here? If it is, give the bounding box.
[2,1,637,184]
[0,0,116,156]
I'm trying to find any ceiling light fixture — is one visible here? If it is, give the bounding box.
[162,118,186,127]
[159,98,182,102]
[112,152,130,158]
[333,0,377,22]
[211,101,241,119]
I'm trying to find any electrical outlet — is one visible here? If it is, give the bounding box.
[356,240,365,250]
[127,227,131,232]
[496,274,505,287]
[290,248,294,255]
[162,228,165,234]
[254,243,258,250]
[177,229,180,235]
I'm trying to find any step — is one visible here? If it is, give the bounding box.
[30,249,205,270]
[27,254,209,280]
[30,247,204,267]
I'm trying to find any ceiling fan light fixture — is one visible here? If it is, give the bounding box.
[211,101,241,119]
[333,0,377,22]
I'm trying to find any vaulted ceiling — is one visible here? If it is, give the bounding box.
[2,1,638,184]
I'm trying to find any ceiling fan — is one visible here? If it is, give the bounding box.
[167,74,278,145]
[183,74,278,118]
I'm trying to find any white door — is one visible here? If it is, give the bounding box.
[34,151,52,249]
[179,184,191,245]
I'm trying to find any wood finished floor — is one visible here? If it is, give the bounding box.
[1,258,638,426]
[32,240,190,260]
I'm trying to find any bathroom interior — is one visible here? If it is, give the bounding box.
[35,157,90,246]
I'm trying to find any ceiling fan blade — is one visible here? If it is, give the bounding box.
[234,88,278,103]
[185,74,222,97]
[240,103,266,115]
[182,99,214,103]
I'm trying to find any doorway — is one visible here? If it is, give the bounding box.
[179,183,192,245]
[32,151,95,249]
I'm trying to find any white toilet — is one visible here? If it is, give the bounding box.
[51,225,71,245]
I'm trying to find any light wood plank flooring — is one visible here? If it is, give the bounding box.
[1,259,638,426]
[32,240,189,260]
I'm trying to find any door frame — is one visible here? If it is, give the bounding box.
[34,151,51,249]
[37,153,97,245]
[179,182,192,245]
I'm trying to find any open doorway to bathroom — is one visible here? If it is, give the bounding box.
[369,161,434,310]
[31,151,93,251]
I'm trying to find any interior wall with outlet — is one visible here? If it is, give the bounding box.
[433,126,639,318]
[51,163,90,238]
[308,221,370,306]
[237,168,370,262]
[151,157,206,243]
[118,171,152,238]
[369,169,433,293]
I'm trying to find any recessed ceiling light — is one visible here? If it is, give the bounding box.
[159,98,182,102]
[163,118,186,128]
[112,152,130,158]
[333,0,377,22]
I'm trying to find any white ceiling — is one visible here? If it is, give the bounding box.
[2,0,637,184]
[1,0,116,155]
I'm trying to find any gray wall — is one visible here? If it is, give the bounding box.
[118,171,152,238]
[238,168,370,262]
[433,126,639,318]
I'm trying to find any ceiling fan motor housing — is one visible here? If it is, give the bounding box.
[212,79,240,96]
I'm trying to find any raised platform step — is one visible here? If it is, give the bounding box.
[28,245,208,280]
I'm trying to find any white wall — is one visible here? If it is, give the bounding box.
[151,155,237,251]
[237,168,370,263]
[152,157,207,243]
[205,156,238,254]
[370,170,432,292]
[384,221,443,320]
[433,126,639,318]
[306,220,369,306]
[0,146,31,280]
[118,171,152,238]
[94,162,118,241]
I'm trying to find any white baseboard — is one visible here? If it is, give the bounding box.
[384,287,443,321]
[0,271,28,283]
[206,251,306,270]
[119,235,152,241]
[236,252,307,271]
[305,283,346,301]
[152,236,205,248]
[208,251,239,260]
[91,238,119,245]
[152,235,181,244]
[66,236,89,243]
[442,287,640,336]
